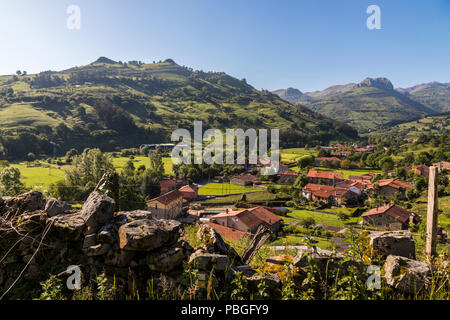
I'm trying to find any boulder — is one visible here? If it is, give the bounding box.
[369,230,415,259]
[189,250,230,272]
[147,240,193,272]
[97,223,116,244]
[118,210,153,223]
[86,243,112,257]
[384,255,430,294]
[293,246,345,269]
[80,191,115,230]
[118,219,181,251]
[1,191,45,218]
[246,273,282,299]
[17,211,47,232]
[104,243,135,267]
[44,198,71,217]
[48,212,86,240]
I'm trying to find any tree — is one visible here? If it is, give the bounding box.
[148,150,164,181]
[65,148,115,188]
[341,159,351,169]
[293,174,307,189]
[297,155,314,169]
[0,167,25,196]
[16,70,22,76]
[300,217,316,229]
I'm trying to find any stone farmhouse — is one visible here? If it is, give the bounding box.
[146,189,183,219]
[361,204,413,230]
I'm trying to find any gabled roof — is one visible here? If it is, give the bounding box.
[204,222,247,241]
[179,184,198,192]
[210,206,282,229]
[306,170,344,180]
[280,170,299,176]
[303,183,354,199]
[362,204,412,223]
[376,179,413,190]
[247,206,283,225]
[148,189,182,205]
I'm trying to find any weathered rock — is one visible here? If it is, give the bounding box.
[246,273,282,299]
[80,191,115,230]
[86,243,111,257]
[17,210,46,232]
[369,230,415,259]
[147,241,193,272]
[196,224,243,264]
[48,212,86,240]
[1,191,45,218]
[118,219,181,251]
[293,246,345,269]
[44,198,72,217]
[97,223,116,244]
[104,243,136,267]
[384,255,430,294]
[189,250,230,272]
[116,210,153,223]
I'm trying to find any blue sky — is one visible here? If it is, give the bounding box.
[0,0,449,92]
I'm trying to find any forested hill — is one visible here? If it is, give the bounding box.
[0,57,357,160]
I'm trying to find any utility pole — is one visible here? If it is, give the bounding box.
[426,166,438,258]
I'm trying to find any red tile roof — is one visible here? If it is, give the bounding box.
[204,222,248,241]
[210,206,282,230]
[148,189,182,205]
[179,184,198,193]
[362,204,412,223]
[307,170,344,180]
[303,183,353,199]
[280,170,299,176]
[376,179,413,190]
[247,206,283,225]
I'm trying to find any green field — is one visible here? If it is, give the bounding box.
[280,147,316,162]
[10,163,66,188]
[198,183,261,196]
[111,155,174,175]
[283,209,361,228]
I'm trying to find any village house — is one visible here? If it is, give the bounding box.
[208,206,282,236]
[306,170,344,186]
[406,164,429,177]
[230,173,260,186]
[314,156,342,167]
[278,170,299,185]
[159,178,187,195]
[433,161,450,171]
[374,178,414,199]
[178,184,199,202]
[302,183,358,206]
[146,189,183,219]
[361,204,413,230]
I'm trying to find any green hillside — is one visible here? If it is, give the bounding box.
[369,113,450,138]
[308,85,436,133]
[0,58,357,160]
[273,78,442,133]
[397,82,450,113]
